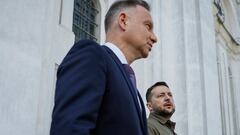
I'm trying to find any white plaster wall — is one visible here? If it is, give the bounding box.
[0,0,75,134]
[35,0,75,134]
[0,0,48,135]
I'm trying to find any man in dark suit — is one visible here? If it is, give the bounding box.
[50,0,157,135]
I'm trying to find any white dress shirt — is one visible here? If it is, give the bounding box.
[104,42,142,111]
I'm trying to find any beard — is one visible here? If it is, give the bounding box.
[153,107,175,118]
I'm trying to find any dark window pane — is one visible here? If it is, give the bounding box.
[90,24,94,35]
[73,0,99,43]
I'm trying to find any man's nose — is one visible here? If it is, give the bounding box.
[164,95,171,101]
[151,32,157,43]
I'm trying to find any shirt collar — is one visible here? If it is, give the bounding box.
[104,42,128,64]
[149,112,176,130]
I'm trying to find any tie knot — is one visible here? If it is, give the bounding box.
[122,64,135,75]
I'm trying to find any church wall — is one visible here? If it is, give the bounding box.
[0,0,49,134]
[0,0,239,135]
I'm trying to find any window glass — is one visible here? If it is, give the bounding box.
[73,0,99,42]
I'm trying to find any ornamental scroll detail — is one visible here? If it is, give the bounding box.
[214,0,225,24]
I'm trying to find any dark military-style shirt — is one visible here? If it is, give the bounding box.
[147,113,177,135]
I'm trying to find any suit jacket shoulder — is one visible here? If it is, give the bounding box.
[51,40,107,135]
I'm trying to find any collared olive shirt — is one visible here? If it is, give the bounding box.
[147,113,177,135]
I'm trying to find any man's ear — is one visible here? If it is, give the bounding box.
[118,12,128,31]
[146,102,153,112]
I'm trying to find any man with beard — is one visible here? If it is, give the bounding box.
[146,82,177,135]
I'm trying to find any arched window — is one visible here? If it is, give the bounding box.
[73,0,99,43]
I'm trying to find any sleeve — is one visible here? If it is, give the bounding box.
[50,40,107,135]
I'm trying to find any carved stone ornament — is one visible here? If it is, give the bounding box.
[214,0,225,23]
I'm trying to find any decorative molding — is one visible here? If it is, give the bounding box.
[214,0,240,46]
[214,0,225,24]
[235,37,240,45]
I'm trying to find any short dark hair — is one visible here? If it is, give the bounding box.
[104,0,150,33]
[146,82,169,102]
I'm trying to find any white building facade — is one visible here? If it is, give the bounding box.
[0,0,239,135]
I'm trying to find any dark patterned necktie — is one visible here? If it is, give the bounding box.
[122,64,137,88]
[123,64,142,111]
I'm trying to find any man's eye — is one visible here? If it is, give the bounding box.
[157,94,164,98]
[145,24,151,30]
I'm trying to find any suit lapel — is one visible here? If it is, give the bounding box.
[138,91,148,135]
[102,46,145,131]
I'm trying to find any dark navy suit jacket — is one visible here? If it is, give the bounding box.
[50,40,147,135]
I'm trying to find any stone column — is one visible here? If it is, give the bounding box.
[230,57,240,133]
[181,0,223,134]
[150,0,162,83]
[158,0,188,134]
[154,0,223,134]
[182,0,205,134]
[197,0,223,134]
